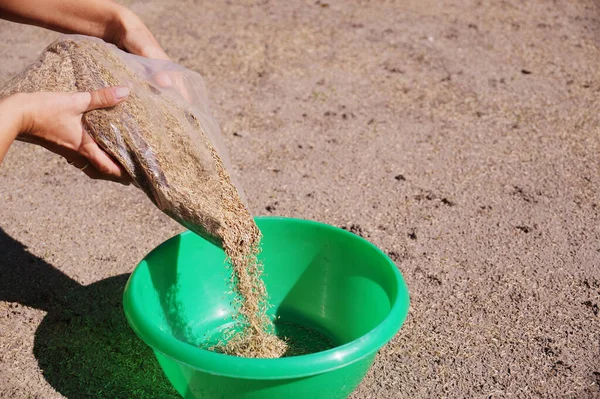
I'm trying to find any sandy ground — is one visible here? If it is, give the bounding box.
[1,0,600,397]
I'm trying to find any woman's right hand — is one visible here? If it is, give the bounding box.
[110,6,170,61]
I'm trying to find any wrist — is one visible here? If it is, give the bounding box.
[0,94,31,148]
[5,93,33,136]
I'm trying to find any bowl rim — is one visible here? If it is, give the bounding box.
[123,216,410,380]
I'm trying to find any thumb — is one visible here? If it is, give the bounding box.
[80,86,130,112]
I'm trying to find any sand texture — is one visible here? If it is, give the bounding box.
[1,0,600,397]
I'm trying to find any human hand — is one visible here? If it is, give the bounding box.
[112,8,193,101]
[111,7,170,61]
[0,0,170,61]
[17,87,131,184]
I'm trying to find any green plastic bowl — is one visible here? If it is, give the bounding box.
[123,217,410,398]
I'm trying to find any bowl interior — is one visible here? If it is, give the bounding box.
[125,217,409,377]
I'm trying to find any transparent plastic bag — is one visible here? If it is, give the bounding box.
[0,35,247,247]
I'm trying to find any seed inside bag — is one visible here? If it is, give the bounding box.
[0,35,286,358]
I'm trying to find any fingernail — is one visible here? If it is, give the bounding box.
[114,86,130,99]
[156,74,172,87]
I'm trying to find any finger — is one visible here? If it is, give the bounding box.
[79,133,131,184]
[82,165,131,185]
[153,71,172,87]
[153,71,191,102]
[140,45,170,61]
[64,154,89,170]
[65,152,129,185]
[122,26,170,61]
[78,86,130,112]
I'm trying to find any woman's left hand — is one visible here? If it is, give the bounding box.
[16,86,132,184]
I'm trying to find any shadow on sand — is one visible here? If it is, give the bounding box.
[0,227,179,399]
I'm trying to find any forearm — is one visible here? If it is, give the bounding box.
[0,94,25,164]
[0,0,125,43]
